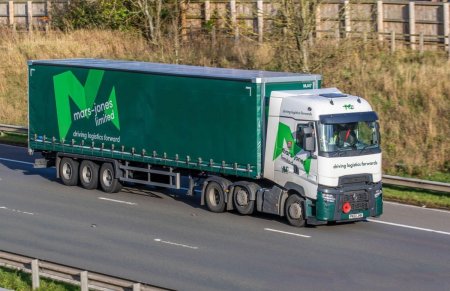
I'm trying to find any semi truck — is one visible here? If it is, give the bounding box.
[28,59,383,226]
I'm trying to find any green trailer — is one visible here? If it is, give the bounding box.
[29,59,382,226]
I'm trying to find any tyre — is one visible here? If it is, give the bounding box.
[285,194,306,227]
[79,160,99,190]
[59,157,79,186]
[205,182,226,213]
[233,186,254,215]
[99,163,123,193]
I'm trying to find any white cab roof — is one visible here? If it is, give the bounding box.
[271,88,374,121]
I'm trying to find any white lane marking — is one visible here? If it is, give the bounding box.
[384,201,450,214]
[264,228,311,238]
[0,157,33,166]
[98,197,136,205]
[0,143,26,149]
[0,206,35,215]
[367,219,450,236]
[154,238,199,250]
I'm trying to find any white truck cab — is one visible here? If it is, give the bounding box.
[263,88,383,225]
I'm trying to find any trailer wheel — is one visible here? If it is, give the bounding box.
[79,160,99,190]
[99,163,123,193]
[233,186,254,215]
[60,157,79,186]
[285,194,306,227]
[205,182,226,213]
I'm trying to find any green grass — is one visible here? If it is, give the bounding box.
[0,267,79,291]
[0,132,27,146]
[422,171,450,184]
[384,185,450,209]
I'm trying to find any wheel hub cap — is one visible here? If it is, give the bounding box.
[289,203,302,219]
[236,189,248,206]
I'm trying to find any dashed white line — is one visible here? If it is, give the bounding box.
[264,228,311,238]
[0,143,26,149]
[98,197,137,205]
[0,157,33,166]
[0,206,35,216]
[367,219,450,236]
[154,238,199,250]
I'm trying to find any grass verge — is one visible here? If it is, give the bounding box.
[0,266,79,291]
[0,132,27,147]
[383,185,450,210]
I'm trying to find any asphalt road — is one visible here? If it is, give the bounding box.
[0,143,449,291]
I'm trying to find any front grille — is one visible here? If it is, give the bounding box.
[343,190,369,211]
[351,202,369,210]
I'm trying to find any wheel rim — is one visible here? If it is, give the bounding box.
[82,165,92,183]
[62,162,72,180]
[288,202,302,220]
[236,188,249,206]
[102,168,113,187]
[208,187,220,207]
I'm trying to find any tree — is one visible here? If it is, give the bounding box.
[277,0,320,71]
[129,0,163,43]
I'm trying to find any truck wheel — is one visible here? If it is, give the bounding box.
[60,157,79,186]
[233,186,254,215]
[99,163,123,193]
[79,160,99,190]
[205,182,226,213]
[285,194,305,227]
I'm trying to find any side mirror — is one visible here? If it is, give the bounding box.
[302,126,315,152]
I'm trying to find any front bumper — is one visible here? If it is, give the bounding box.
[313,181,383,222]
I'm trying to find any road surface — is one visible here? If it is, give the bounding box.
[0,144,449,290]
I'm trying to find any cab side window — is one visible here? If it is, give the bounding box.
[296,124,307,148]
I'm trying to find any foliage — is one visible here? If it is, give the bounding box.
[0,267,79,291]
[0,28,448,177]
[51,0,133,31]
[271,0,320,71]
[383,185,450,209]
[51,0,181,42]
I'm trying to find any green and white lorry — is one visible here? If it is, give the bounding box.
[28,59,382,226]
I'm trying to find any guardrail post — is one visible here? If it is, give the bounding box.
[80,271,89,291]
[444,3,449,51]
[204,0,210,22]
[448,33,450,61]
[419,32,424,54]
[315,4,321,39]
[409,1,416,50]
[27,0,33,32]
[391,30,396,53]
[8,0,14,28]
[229,0,238,41]
[344,0,351,38]
[377,0,384,41]
[133,283,141,291]
[31,259,40,289]
[257,0,263,43]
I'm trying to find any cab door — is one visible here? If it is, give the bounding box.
[272,117,318,190]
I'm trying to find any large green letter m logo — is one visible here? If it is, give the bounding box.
[273,122,312,174]
[53,69,120,140]
[273,122,301,160]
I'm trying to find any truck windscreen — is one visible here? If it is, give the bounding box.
[318,121,380,154]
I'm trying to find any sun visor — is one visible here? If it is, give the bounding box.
[320,111,378,124]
